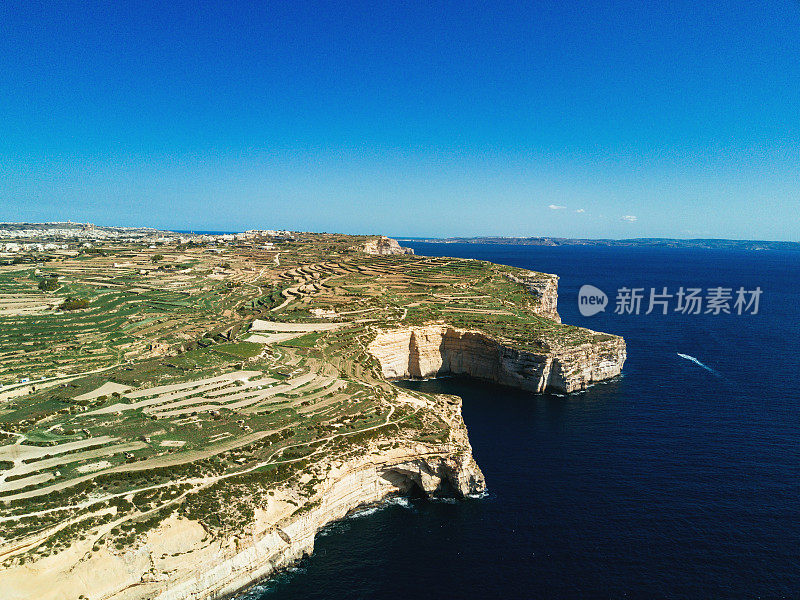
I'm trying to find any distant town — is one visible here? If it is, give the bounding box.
[0,222,295,259]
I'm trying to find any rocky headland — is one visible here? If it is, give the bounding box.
[368,324,625,393]
[361,236,415,255]
[0,231,624,600]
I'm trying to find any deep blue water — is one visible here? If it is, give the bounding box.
[244,243,800,599]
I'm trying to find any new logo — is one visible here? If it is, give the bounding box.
[578,284,608,317]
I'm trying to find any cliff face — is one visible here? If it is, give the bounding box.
[361,236,414,255]
[505,272,560,321]
[367,325,626,393]
[151,451,481,600]
[2,399,483,600]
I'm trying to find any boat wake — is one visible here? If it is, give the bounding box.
[677,353,721,377]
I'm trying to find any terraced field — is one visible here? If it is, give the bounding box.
[0,231,622,584]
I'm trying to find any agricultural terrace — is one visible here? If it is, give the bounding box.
[0,232,608,565]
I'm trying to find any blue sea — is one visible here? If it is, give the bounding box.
[242,243,800,599]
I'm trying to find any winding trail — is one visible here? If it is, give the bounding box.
[1,401,401,527]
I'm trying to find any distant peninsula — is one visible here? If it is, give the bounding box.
[399,236,800,252]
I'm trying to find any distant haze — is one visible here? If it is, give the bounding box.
[1,2,799,241]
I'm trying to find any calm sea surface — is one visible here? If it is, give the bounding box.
[241,243,800,599]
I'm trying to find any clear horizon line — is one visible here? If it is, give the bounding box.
[3,221,799,244]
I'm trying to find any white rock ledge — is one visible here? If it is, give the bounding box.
[367,324,626,393]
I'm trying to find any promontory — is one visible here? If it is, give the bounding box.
[0,227,625,600]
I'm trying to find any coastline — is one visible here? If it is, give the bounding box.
[0,235,626,600]
[2,395,486,600]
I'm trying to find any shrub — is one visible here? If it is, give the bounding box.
[38,278,60,291]
[60,297,90,311]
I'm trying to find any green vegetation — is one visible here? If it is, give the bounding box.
[0,231,621,567]
[211,341,263,359]
[278,332,322,348]
[37,277,60,291]
[60,296,90,311]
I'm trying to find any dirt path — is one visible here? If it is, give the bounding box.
[3,399,402,518]
[0,364,120,402]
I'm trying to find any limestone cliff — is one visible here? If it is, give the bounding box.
[150,451,481,600]
[0,236,625,600]
[1,397,483,600]
[361,236,414,255]
[506,271,560,321]
[367,324,625,393]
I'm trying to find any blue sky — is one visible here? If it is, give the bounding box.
[1,1,799,239]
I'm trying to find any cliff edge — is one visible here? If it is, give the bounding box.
[1,396,483,600]
[367,267,625,393]
[368,324,625,393]
[0,232,624,600]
